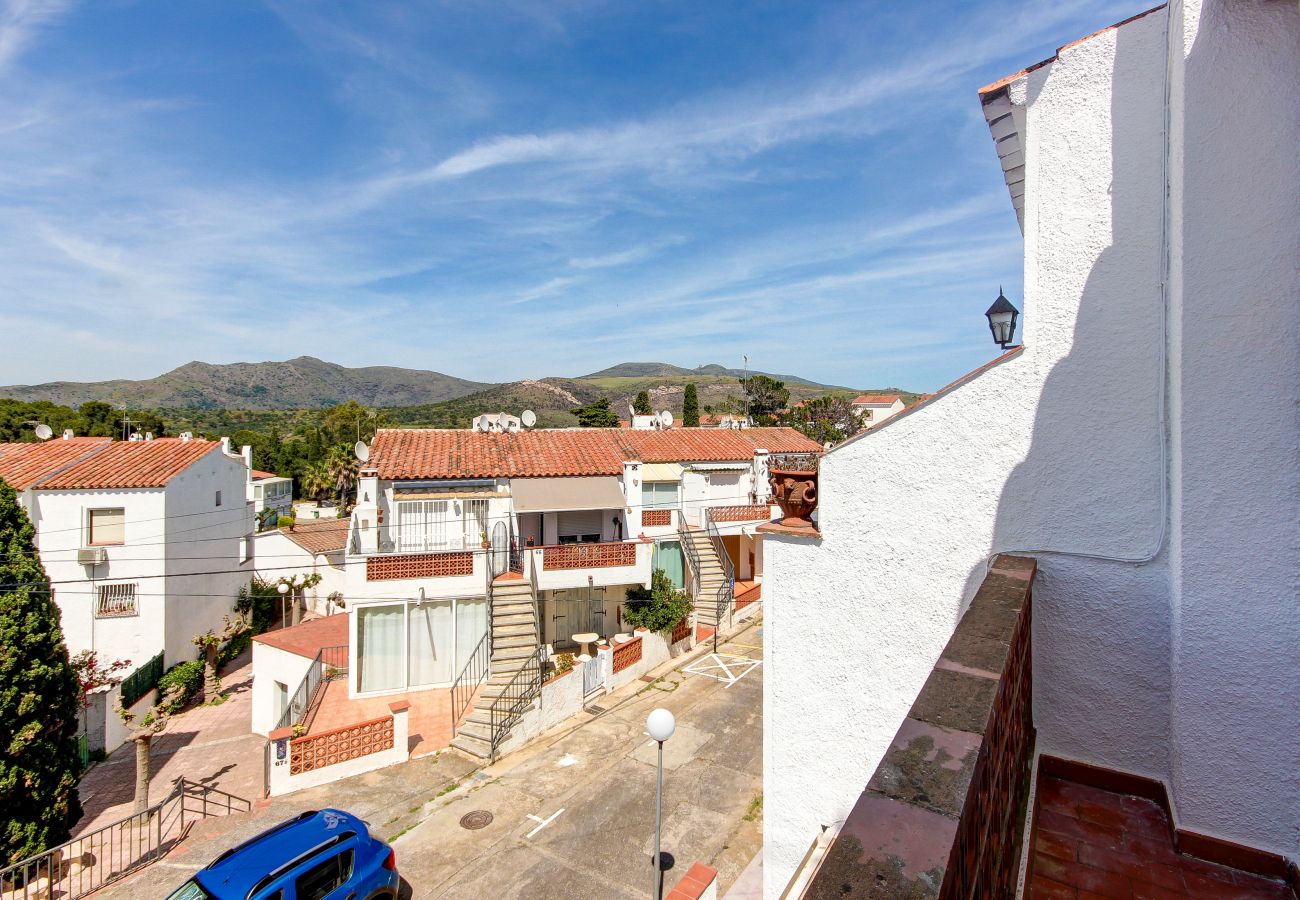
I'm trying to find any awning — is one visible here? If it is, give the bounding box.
[687,462,751,472]
[641,463,683,482]
[511,476,626,512]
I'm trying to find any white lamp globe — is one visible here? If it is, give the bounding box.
[277,582,289,595]
[646,708,676,743]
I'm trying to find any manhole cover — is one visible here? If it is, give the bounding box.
[459,810,493,830]
[585,704,607,714]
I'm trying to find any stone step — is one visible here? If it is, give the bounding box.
[493,634,537,652]
[493,623,537,639]
[492,609,536,624]
[492,644,539,663]
[450,734,492,760]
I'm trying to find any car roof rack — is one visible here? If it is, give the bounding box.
[207,809,320,868]
[244,831,357,900]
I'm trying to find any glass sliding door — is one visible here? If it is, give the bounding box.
[408,601,454,687]
[455,598,489,671]
[358,604,406,692]
[654,540,686,590]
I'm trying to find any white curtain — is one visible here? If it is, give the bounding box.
[358,605,405,692]
[409,601,454,687]
[455,598,489,673]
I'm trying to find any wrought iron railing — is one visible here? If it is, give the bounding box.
[704,516,736,644]
[451,630,491,725]
[274,643,348,734]
[678,524,703,601]
[0,778,249,900]
[488,646,544,759]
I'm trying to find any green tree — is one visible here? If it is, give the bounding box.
[573,396,621,428]
[781,395,862,445]
[0,480,83,864]
[682,383,700,427]
[632,391,652,415]
[738,375,790,424]
[623,570,693,633]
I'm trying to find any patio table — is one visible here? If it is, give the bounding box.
[571,632,600,661]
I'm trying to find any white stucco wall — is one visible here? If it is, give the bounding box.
[251,641,316,736]
[1166,0,1300,858]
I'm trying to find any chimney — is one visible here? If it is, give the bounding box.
[221,436,232,456]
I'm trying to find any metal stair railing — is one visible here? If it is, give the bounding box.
[274,643,348,734]
[488,646,544,760]
[0,778,250,900]
[704,516,736,647]
[451,630,491,726]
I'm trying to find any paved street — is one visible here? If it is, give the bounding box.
[394,620,765,899]
[88,618,764,899]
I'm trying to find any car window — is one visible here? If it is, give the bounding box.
[295,849,353,900]
[165,880,215,900]
[254,891,282,900]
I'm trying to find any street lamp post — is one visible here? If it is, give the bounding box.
[277,581,290,629]
[646,708,676,900]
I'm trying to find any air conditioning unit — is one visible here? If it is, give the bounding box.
[77,546,108,566]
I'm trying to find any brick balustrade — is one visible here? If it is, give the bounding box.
[641,508,673,527]
[611,636,643,673]
[289,715,394,775]
[540,541,637,570]
[804,554,1037,900]
[707,504,773,523]
[366,551,474,581]
[670,618,691,645]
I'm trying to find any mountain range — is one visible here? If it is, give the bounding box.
[0,356,880,413]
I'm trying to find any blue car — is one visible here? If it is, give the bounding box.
[165,808,400,900]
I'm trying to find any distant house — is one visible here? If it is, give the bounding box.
[0,434,254,753]
[849,394,905,426]
[698,414,749,429]
[250,469,293,527]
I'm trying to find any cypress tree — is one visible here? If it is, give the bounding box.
[0,480,83,864]
[682,383,700,427]
[633,390,652,415]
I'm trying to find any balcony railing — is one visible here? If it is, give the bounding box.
[365,550,475,581]
[538,541,638,570]
[707,504,773,523]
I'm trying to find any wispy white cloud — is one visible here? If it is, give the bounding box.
[0,0,70,73]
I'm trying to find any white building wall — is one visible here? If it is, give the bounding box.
[1167,0,1300,858]
[765,9,1186,895]
[163,447,254,666]
[30,487,169,671]
[251,642,315,736]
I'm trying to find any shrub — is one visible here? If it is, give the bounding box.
[156,661,203,713]
[237,577,280,634]
[623,570,693,633]
[218,631,251,669]
[552,652,575,677]
[277,515,296,529]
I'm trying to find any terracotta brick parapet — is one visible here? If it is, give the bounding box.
[666,862,718,900]
[805,556,1037,899]
[756,520,820,539]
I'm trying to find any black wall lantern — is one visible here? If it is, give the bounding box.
[985,287,1020,349]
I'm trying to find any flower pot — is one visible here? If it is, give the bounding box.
[769,466,819,527]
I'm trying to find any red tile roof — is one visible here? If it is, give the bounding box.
[37,438,223,489]
[368,427,821,480]
[251,470,280,480]
[852,394,902,405]
[0,438,112,491]
[254,614,349,660]
[280,519,350,555]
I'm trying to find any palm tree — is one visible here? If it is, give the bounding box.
[325,445,358,513]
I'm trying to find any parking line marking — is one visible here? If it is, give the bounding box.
[526,808,565,839]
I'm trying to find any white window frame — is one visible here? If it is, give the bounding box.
[641,481,680,510]
[395,498,490,553]
[354,596,489,696]
[87,507,125,546]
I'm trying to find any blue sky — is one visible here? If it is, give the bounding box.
[0,0,1138,392]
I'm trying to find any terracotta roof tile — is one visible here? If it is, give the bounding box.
[852,394,902,405]
[280,519,350,555]
[254,614,349,660]
[37,438,224,489]
[0,438,113,491]
[368,427,821,480]
[251,470,280,480]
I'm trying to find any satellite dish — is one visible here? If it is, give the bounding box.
[497,412,511,428]
[354,441,370,462]
[628,402,636,417]
[33,423,53,441]
[659,410,674,428]
[521,409,536,428]
[476,415,490,432]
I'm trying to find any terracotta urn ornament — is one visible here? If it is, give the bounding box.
[769,465,818,527]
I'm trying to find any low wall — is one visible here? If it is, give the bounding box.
[802,555,1036,899]
[251,642,315,737]
[267,702,409,796]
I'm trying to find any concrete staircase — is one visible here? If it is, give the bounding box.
[450,578,540,760]
[684,528,731,635]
